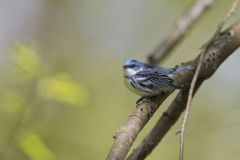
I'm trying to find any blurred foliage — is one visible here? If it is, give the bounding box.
[11,44,88,107]
[0,43,89,159]
[37,73,88,107]
[18,131,55,160]
[0,91,26,112]
[11,44,46,80]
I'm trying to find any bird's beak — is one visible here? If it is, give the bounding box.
[123,65,129,69]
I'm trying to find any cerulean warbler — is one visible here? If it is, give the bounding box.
[123,59,192,102]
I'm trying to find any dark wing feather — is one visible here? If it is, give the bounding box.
[135,69,176,89]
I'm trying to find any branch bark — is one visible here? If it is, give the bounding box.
[127,81,202,160]
[106,63,196,160]
[106,1,217,159]
[148,0,215,64]
[106,1,240,160]
[127,21,240,160]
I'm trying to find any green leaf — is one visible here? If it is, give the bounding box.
[18,132,55,160]
[11,44,46,80]
[37,73,89,107]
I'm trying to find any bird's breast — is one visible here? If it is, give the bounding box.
[123,76,151,96]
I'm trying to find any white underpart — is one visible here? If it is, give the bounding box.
[125,68,143,76]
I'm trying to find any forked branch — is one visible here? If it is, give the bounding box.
[127,20,240,160]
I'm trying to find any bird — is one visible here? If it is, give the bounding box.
[123,59,192,104]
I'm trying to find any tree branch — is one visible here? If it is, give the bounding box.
[148,0,215,64]
[127,20,240,160]
[106,1,214,159]
[106,2,240,160]
[126,81,202,160]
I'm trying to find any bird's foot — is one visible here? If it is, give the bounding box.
[136,96,152,107]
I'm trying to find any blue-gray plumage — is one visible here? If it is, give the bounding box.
[123,59,191,97]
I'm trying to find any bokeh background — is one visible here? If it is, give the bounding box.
[0,0,240,159]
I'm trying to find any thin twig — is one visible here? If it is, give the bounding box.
[179,1,238,160]
[179,51,204,160]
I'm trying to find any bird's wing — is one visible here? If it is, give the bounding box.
[135,69,175,89]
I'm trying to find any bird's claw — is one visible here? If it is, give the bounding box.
[136,96,152,107]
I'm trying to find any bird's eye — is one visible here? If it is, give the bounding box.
[129,64,136,68]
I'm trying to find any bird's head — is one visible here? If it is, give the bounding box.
[123,59,145,76]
